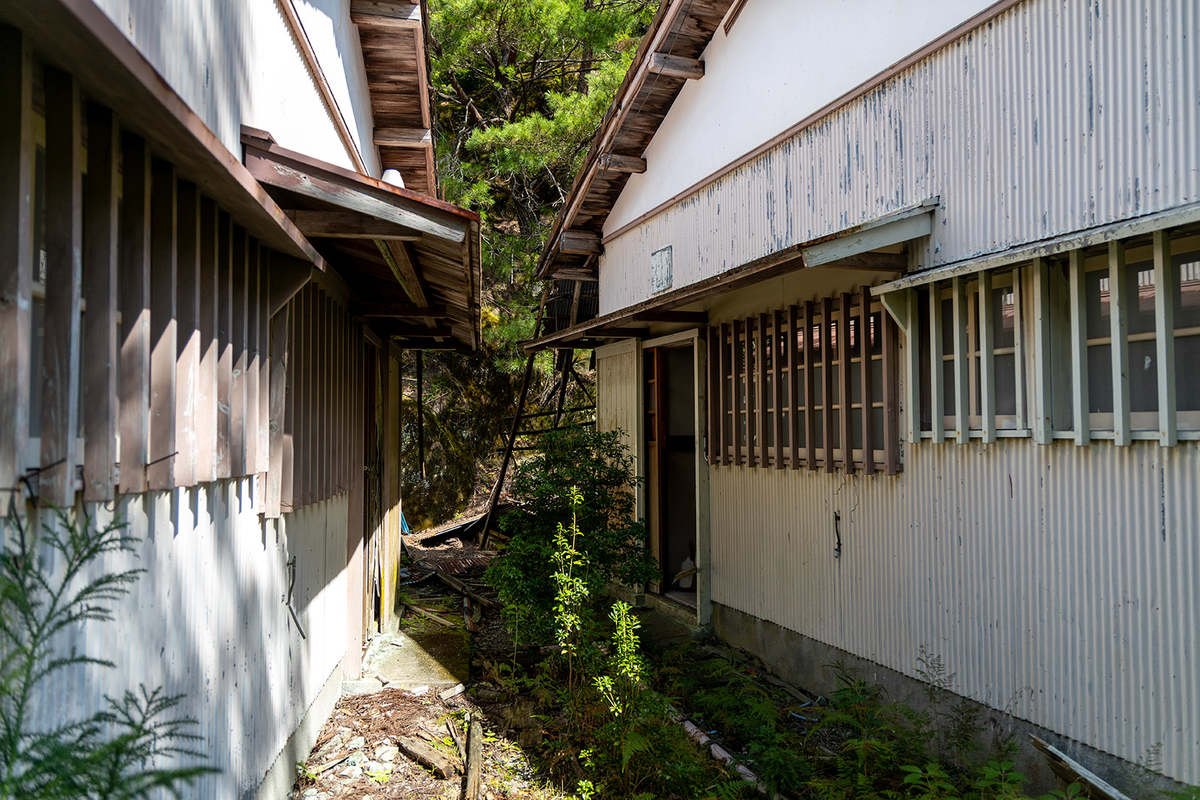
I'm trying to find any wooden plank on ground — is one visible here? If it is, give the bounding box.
[39,67,83,507]
[464,718,483,799]
[397,736,458,779]
[82,102,119,501]
[173,180,201,487]
[119,133,152,493]
[196,197,219,481]
[147,159,177,491]
[0,29,33,512]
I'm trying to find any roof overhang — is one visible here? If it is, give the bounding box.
[526,202,934,351]
[242,128,481,350]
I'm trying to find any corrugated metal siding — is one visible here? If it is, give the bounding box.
[27,485,349,798]
[601,0,1200,314]
[709,441,1200,783]
[90,0,374,174]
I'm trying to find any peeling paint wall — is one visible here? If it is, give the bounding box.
[600,0,1200,315]
[25,486,349,798]
[709,441,1200,784]
[91,0,380,174]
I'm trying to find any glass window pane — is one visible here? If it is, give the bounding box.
[850,360,862,404]
[1176,336,1200,412]
[941,297,954,354]
[1088,344,1113,414]
[943,360,956,416]
[813,412,823,448]
[870,311,883,356]
[1127,263,1156,335]
[995,352,1017,416]
[1129,339,1158,414]
[852,407,863,450]
[871,406,885,451]
[1176,254,1200,329]
[796,411,806,448]
[871,359,883,405]
[1086,270,1111,339]
[994,286,1016,348]
[812,366,823,406]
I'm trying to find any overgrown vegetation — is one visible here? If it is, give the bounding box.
[486,427,658,643]
[0,508,212,799]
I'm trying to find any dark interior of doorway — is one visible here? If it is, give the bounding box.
[647,345,696,609]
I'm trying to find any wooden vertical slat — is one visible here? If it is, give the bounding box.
[787,304,800,469]
[304,286,315,505]
[952,276,970,444]
[772,309,784,470]
[282,295,296,512]
[334,302,344,491]
[706,327,717,464]
[0,28,33,512]
[245,242,260,480]
[295,286,308,507]
[82,102,119,501]
[1012,269,1027,431]
[267,304,289,518]
[230,226,248,476]
[821,297,835,472]
[979,269,997,444]
[1031,258,1053,444]
[258,255,271,475]
[928,286,945,444]
[146,159,177,491]
[838,293,853,472]
[859,290,875,474]
[905,289,922,443]
[1068,251,1089,445]
[718,322,729,466]
[882,307,900,475]
[1109,242,1131,445]
[745,317,756,467]
[118,134,152,494]
[757,312,768,467]
[803,301,816,470]
[196,198,219,481]
[40,68,84,506]
[1152,231,1176,447]
[318,292,330,500]
[732,318,743,467]
[173,181,201,488]
[216,212,232,479]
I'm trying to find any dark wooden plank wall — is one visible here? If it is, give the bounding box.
[0,47,368,514]
[707,290,900,474]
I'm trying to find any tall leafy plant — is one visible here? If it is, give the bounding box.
[486,427,658,642]
[0,507,211,799]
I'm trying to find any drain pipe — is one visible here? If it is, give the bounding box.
[680,719,786,800]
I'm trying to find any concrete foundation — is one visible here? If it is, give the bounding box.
[711,603,1183,798]
[253,658,344,800]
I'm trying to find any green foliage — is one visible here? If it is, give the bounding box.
[593,602,643,720]
[486,427,658,642]
[974,760,1027,798]
[551,487,592,690]
[902,762,960,800]
[0,508,212,799]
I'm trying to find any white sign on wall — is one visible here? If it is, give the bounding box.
[651,245,673,294]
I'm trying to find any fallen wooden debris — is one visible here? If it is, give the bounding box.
[397,735,459,779]
[464,716,483,800]
[434,569,500,609]
[439,683,465,701]
[446,717,465,759]
[404,603,455,628]
[1031,735,1130,800]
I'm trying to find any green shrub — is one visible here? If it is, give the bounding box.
[487,427,658,642]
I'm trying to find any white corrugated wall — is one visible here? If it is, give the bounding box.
[24,484,349,799]
[708,440,1200,784]
[600,0,1200,314]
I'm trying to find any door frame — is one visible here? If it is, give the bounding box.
[640,328,711,625]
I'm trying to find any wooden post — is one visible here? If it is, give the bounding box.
[1153,231,1176,447]
[196,198,219,481]
[147,159,177,491]
[706,327,718,464]
[719,322,730,466]
[245,242,260,481]
[787,305,800,469]
[119,134,152,494]
[297,286,310,507]
[757,312,768,467]
[772,310,784,469]
[978,270,997,444]
[928,287,944,445]
[1012,269,1027,431]
[267,305,289,517]
[859,290,875,474]
[1109,242,1131,445]
[82,102,119,502]
[39,67,83,507]
[952,277,970,444]
[0,28,33,513]
[1031,258,1053,444]
[905,289,922,444]
[174,181,201,487]
[231,226,248,476]
[838,293,853,472]
[821,298,835,472]
[318,291,330,500]
[881,307,900,475]
[282,294,296,512]
[1068,251,1089,445]
[216,212,233,479]
[803,301,816,469]
[732,318,743,467]
[259,262,272,475]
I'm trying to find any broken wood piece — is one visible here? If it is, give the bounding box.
[1030,735,1130,800]
[446,717,465,759]
[317,754,349,774]
[673,566,697,582]
[464,717,483,800]
[404,603,455,627]
[434,568,500,609]
[439,683,465,701]
[397,735,458,779]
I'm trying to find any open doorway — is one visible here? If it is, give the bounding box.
[644,344,697,609]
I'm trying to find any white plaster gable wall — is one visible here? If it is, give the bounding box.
[91,0,380,176]
[604,0,995,234]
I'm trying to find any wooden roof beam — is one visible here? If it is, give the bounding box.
[599,153,646,174]
[379,322,453,338]
[559,230,602,256]
[649,53,704,81]
[374,127,432,149]
[632,310,708,324]
[286,209,422,240]
[377,238,431,307]
[350,301,446,318]
[350,0,420,28]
